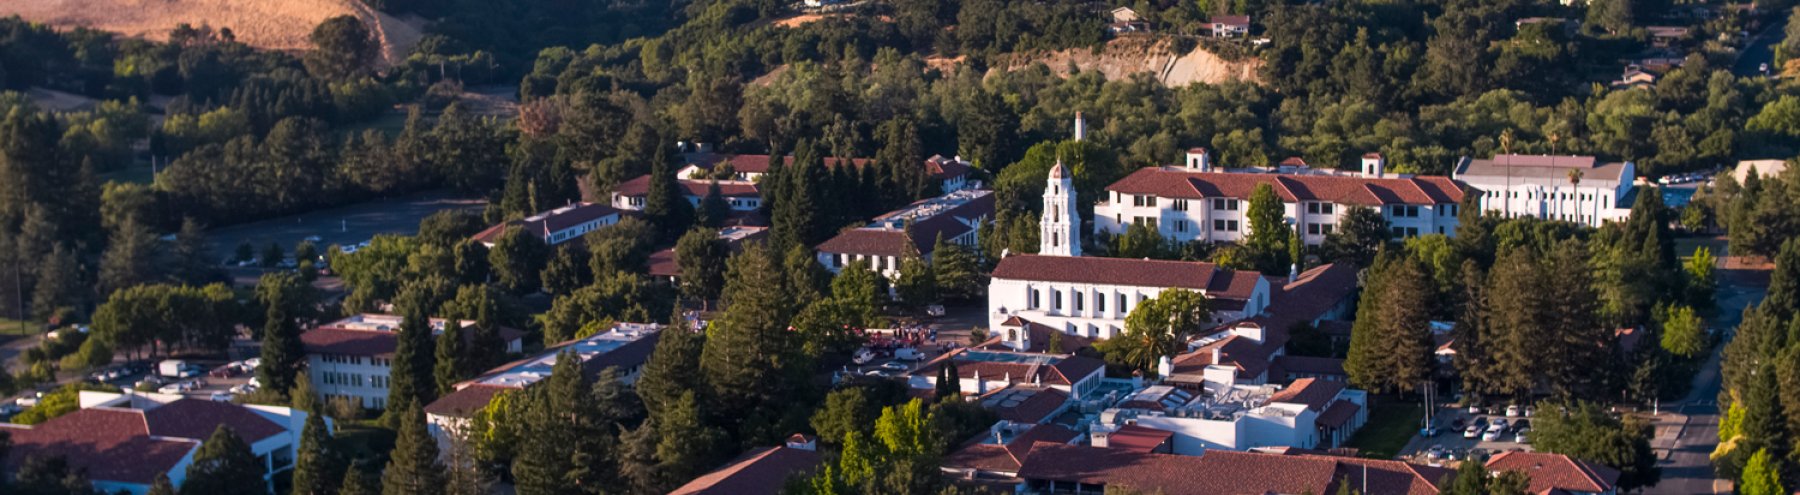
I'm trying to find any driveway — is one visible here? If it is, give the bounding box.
[1645,253,1764,494]
[1733,16,1786,77]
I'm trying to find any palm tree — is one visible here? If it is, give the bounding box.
[1568,168,1584,224]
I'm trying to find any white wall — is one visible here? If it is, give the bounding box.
[1095,193,1461,245]
[308,354,392,410]
[988,277,1267,341]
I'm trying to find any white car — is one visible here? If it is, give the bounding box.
[1482,429,1504,442]
[209,392,232,402]
[1463,424,1484,438]
[1505,405,1521,417]
[158,383,187,395]
[1515,429,1530,443]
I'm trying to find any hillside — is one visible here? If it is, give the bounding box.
[988,36,1262,86]
[0,0,423,66]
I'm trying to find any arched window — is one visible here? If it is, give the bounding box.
[1008,329,1018,341]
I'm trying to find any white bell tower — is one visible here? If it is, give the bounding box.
[1040,159,1081,256]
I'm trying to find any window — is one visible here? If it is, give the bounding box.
[1212,199,1239,210]
[1052,290,1063,311]
[1307,202,1335,215]
[1173,220,1188,233]
[1117,294,1127,313]
[1226,220,1239,231]
[1133,195,1155,207]
[1074,292,1084,312]
[1173,199,1189,211]
[1030,289,1041,309]
[1391,226,1420,238]
[1133,217,1158,228]
[1307,224,1334,235]
[1214,219,1226,231]
[1390,205,1420,217]
[1096,293,1106,313]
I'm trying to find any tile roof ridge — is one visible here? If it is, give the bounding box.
[1271,175,1301,201]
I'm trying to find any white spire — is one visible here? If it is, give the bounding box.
[1040,158,1081,256]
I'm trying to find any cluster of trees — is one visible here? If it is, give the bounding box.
[1717,239,1800,487]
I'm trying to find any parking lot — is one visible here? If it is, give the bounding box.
[206,190,485,256]
[1401,404,1537,466]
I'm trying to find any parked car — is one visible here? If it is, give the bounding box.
[158,383,186,395]
[852,348,877,365]
[1482,428,1505,442]
[880,361,910,371]
[1425,445,1446,460]
[892,348,925,361]
[1464,423,1485,438]
[1467,404,1482,414]
[1489,418,1509,432]
[209,392,232,402]
[1419,425,1441,437]
[1515,428,1530,443]
[1505,405,1521,417]
[925,304,946,317]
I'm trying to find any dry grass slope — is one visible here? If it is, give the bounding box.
[990,36,1262,87]
[0,0,423,66]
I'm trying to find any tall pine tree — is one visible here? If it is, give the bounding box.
[381,401,447,495]
[180,426,265,495]
[434,322,469,396]
[701,243,803,442]
[385,298,438,425]
[291,405,344,495]
[643,159,695,243]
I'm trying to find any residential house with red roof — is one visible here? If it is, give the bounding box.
[1453,154,1636,228]
[816,189,993,278]
[424,322,661,436]
[303,314,525,410]
[1485,451,1621,495]
[670,434,823,495]
[1096,151,1468,246]
[1013,443,1450,494]
[1209,15,1252,37]
[908,347,1108,406]
[1,390,314,495]
[470,202,620,248]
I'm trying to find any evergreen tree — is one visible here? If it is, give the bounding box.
[1531,401,1660,490]
[1322,206,1389,267]
[643,160,695,242]
[1741,448,1786,495]
[1345,256,1434,394]
[1451,261,1493,400]
[180,427,265,495]
[381,401,447,495]
[675,228,728,308]
[701,244,803,441]
[695,181,730,229]
[771,142,829,250]
[488,226,549,294]
[256,274,309,401]
[29,245,81,322]
[291,406,344,495]
[637,316,705,418]
[1244,183,1292,274]
[785,244,831,307]
[931,235,982,301]
[1442,455,1491,495]
[289,372,320,416]
[1544,239,1606,398]
[539,246,590,295]
[147,473,176,495]
[98,216,159,297]
[654,391,723,490]
[1484,246,1545,400]
[385,300,438,424]
[434,322,469,396]
[451,240,490,285]
[338,465,378,495]
[894,251,938,308]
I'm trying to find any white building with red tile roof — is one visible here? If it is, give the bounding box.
[609,175,763,212]
[1,391,315,495]
[1096,151,1468,245]
[1098,377,1367,455]
[989,165,1273,341]
[815,189,993,278]
[302,314,525,410]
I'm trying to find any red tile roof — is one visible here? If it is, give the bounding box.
[1,408,199,485]
[670,445,821,495]
[612,175,760,198]
[1016,443,1448,495]
[1485,452,1621,494]
[1104,424,1174,453]
[917,349,1105,389]
[1210,14,1251,26]
[1267,378,1345,411]
[144,398,287,443]
[992,255,1261,298]
[817,192,994,258]
[1105,168,1466,206]
[989,387,1070,424]
[924,155,973,181]
[1317,400,1362,428]
[423,384,515,418]
[944,424,1078,474]
[1171,333,1281,380]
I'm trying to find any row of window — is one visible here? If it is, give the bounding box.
[1028,287,1141,316]
[1485,189,1608,204]
[318,354,364,365]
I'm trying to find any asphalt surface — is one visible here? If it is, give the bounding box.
[1645,260,1765,494]
[1733,17,1786,77]
[205,190,486,257]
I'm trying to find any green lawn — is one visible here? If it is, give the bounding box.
[1346,400,1424,460]
[0,318,38,336]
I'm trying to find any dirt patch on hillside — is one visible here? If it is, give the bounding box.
[0,0,424,66]
[990,36,1262,86]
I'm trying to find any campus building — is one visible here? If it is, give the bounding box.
[1452,154,1636,227]
[815,189,994,278]
[301,314,524,410]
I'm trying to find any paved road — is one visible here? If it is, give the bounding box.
[1733,17,1786,77]
[206,190,486,257]
[1645,263,1765,494]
